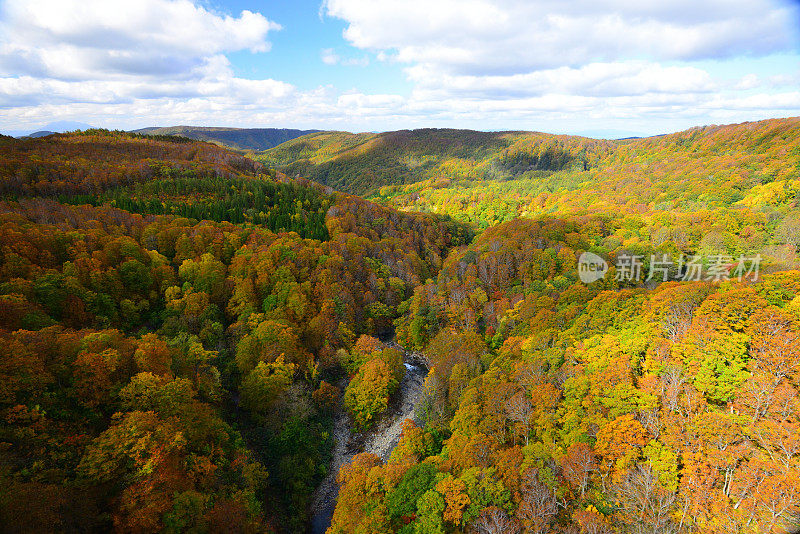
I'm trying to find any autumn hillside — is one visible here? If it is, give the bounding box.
[133,126,321,151]
[257,128,606,195]
[2,122,800,534]
[0,130,469,531]
[258,118,800,227]
[335,211,800,534]
[374,118,800,232]
[305,118,800,534]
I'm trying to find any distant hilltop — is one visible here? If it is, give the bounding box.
[25,130,57,138]
[3,121,94,138]
[131,126,321,151]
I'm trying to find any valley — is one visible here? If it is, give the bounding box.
[310,338,428,534]
[0,119,799,533]
[4,1,800,532]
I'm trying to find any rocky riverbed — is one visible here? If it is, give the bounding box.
[309,344,428,533]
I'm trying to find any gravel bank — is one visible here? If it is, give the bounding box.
[309,345,428,533]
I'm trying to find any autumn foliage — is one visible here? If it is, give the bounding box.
[2,120,800,533]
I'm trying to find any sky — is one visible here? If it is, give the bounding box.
[0,0,799,137]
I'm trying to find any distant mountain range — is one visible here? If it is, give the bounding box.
[131,126,321,151]
[2,121,94,138]
[255,118,800,206]
[26,130,58,138]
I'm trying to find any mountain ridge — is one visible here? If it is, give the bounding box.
[132,125,321,151]
[255,117,800,224]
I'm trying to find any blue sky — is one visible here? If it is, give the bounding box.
[221,0,409,94]
[0,0,799,137]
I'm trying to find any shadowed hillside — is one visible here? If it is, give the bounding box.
[258,128,604,195]
[133,126,321,151]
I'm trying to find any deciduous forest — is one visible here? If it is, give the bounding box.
[1,119,799,533]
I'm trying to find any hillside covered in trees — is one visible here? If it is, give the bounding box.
[318,118,800,534]
[258,129,601,196]
[259,119,800,227]
[1,118,800,534]
[0,131,469,532]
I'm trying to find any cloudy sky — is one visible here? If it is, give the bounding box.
[1,0,799,137]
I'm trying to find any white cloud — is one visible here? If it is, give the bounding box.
[0,0,293,126]
[0,0,280,80]
[0,0,797,136]
[734,73,761,90]
[405,62,716,99]
[3,78,797,136]
[322,48,340,65]
[324,0,797,74]
[309,0,800,133]
[768,70,800,88]
[321,48,369,67]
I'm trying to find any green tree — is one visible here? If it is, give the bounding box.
[387,462,438,522]
[240,357,296,418]
[344,358,398,430]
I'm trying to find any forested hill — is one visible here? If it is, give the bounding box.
[257,118,800,208]
[258,128,604,195]
[0,130,470,532]
[133,126,321,151]
[3,122,800,534]
[370,117,800,230]
[320,118,800,534]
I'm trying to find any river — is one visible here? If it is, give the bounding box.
[308,342,428,533]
